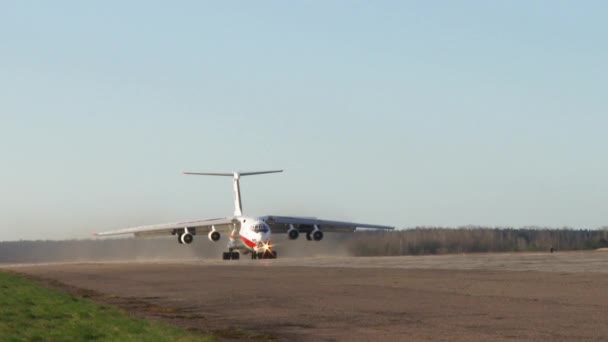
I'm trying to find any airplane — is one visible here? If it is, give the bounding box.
[95,170,393,260]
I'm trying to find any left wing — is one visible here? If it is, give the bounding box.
[95,217,237,238]
[262,215,393,233]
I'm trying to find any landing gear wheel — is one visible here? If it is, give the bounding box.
[251,252,257,260]
[306,233,312,241]
[222,252,230,260]
[255,250,277,259]
[231,252,240,260]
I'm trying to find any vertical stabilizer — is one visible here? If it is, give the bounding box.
[183,170,283,217]
[232,172,243,216]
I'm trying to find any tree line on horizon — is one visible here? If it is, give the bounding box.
[347,227,608,256]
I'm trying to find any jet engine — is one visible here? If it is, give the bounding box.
[208,230,221,242]
[312,230,323,241]
[180,233,194,244]
[287,228,299,240]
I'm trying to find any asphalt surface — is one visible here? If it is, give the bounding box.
[4,251,608,341]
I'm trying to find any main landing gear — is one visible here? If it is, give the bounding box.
[222,250,277,260]
[222,251,240,260]
[251,250,277,260]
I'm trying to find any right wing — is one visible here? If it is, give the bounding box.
[94,217,237,238]
[262,215,394,233]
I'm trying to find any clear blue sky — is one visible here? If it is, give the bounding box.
[1,1,607,241]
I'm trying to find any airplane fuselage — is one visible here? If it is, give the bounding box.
[228,216,272,254]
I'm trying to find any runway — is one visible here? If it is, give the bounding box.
[4,251,608,341]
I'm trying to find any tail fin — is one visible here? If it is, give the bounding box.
[183,170,283,216]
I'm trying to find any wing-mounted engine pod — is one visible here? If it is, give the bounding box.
[181,233,194,244]
[288,229,299,240]
[287,224,299,240]
[208,230,221,242]
[312,224,323,241]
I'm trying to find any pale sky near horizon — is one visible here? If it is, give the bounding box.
[1,1,607,241]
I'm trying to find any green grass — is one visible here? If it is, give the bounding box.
[0,271,214,342]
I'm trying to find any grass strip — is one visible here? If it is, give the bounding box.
[0,271,214,341]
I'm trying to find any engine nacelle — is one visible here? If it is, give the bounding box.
[180,233,194,244]
[288,229,299,240]
[208,231,221,242]
[312,230,323,241]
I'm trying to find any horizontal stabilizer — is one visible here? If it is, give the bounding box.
[183,170,283,177]
[182,170,283,216]
[182,172,233,176]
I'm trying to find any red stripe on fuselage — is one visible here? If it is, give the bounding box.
[239,234,257,248]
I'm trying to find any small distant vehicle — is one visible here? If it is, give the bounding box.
[95,170,393,260]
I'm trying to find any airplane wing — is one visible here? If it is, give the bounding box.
[262,215,394,233]
[94,217,237,238]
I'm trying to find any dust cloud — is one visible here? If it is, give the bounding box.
[0,238,220,264]
[0,233,354,264]
[272,233,353,258]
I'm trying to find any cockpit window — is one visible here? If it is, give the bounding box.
[251,224,269,233]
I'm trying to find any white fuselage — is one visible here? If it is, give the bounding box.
[229,216,272,254]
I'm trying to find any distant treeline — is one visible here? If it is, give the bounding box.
[348,227,608,256]
[1,227,608,263]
